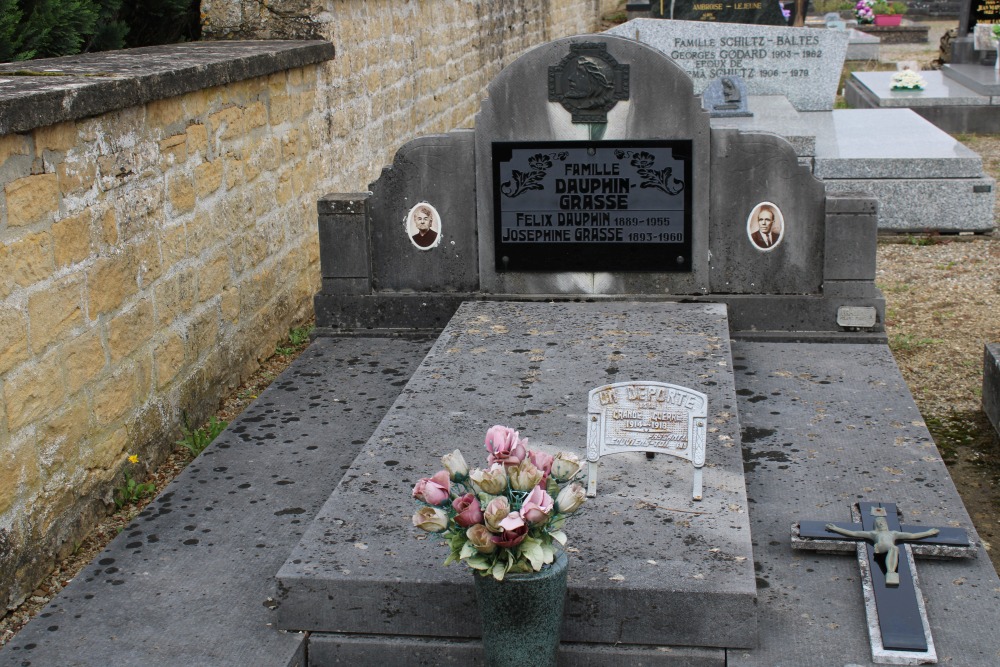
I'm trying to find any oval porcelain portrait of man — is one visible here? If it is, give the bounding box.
[406,202,442,250]
[746,202,784,252]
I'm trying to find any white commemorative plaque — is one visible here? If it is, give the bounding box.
[586,381,708,500]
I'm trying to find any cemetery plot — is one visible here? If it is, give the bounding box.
[276,301,756,650]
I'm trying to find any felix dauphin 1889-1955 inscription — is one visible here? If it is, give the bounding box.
[492,141,692,272]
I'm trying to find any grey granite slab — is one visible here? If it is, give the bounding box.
[846,29,880,61]
[0,336,433,667]
[811,109,985,179]
[942,64,1000,96]
[851,70,991,107]
[728,341,1000,666]
[607,19,849,111]
[276,301,757,651]
[823,177,996,232]
[708,96,817,156]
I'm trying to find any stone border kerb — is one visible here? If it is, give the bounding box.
[0,40,335,135]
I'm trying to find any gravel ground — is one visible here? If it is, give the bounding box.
[2,15,999,649]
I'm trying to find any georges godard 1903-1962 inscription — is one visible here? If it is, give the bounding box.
[492,141,693,272]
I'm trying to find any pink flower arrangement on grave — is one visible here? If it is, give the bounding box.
[855,0,874,24]
[411,425,587,581]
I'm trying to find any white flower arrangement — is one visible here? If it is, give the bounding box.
[890,69,926,91]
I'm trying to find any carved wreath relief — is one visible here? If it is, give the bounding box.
[746,201,784,251]
[406,202,442,250]
[548,42,630,123]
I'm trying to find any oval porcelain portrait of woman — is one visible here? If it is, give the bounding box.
[746,202,784,252]
[406,202,442,250]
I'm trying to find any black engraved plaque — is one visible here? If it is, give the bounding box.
[492,140,693,272]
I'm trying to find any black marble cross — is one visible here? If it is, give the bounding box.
[793,501,975,659]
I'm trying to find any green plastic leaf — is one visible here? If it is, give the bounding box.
[550,530,568,545]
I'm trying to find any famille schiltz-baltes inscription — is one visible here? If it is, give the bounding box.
[492,141,692,272]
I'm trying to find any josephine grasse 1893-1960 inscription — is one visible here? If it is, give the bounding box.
[492,141,692,272]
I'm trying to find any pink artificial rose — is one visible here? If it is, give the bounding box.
[452,493,484,527]
[528,449,554,482]
[467,524,497,554]
[412,470,451,506]
[412,506,449,532]
[484,496,511,532]
[508,459,543,491]
[520,485,554,525]
[556,483,586,514]
[485,425,527,467]
[492,511,529,548]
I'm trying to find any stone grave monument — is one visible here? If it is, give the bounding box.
[279,32,1000,666]
[606,19,996,232]
[847,0,1000,135]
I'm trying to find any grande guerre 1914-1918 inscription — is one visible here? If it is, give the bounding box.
[586,381,708,500]
[492,141,692,272]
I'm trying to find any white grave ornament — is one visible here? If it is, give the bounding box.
[586,381,708,500]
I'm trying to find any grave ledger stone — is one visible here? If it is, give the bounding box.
[276,301,755,663]
[314,33,882,339]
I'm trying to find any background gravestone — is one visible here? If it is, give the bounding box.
[651,0,789,24]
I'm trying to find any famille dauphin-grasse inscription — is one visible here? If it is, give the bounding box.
[586,382,708,500]
[492,141,692,272]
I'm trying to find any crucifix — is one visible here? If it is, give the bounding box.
[793,501,976,665]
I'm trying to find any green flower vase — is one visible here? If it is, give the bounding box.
[473,548,568,667]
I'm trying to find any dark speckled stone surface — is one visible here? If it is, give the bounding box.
[0,336,432,667]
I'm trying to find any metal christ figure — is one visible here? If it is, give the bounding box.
[824,517,940,586]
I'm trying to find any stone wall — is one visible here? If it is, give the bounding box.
[0,0,605,613]
[201,0,606,193]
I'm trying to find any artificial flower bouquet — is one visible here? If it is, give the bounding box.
[891,69,926,90]
[855,0,874,24]
[412,425,587,581]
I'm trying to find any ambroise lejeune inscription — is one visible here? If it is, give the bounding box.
[492,141,693,272]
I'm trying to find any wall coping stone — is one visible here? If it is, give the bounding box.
[0,40,335,135]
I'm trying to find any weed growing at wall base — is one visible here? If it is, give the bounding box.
[275,325,314,356]
[176,415,228,457]
[114,455,156,509]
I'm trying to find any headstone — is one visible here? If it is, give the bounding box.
[315,33,884,335]
[962,0,1000,34]
[606,19,850,110]
[985,343,1000,437]
[701,75,753,116]
[649,0,790,25]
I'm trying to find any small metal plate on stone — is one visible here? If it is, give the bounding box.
[548,42,629,123]
[838,306,877,329]
[586,381,708,500]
